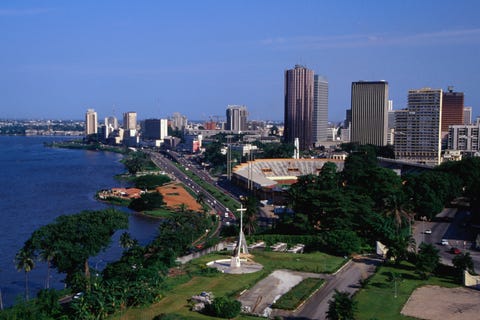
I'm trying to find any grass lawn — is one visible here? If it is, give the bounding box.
[143,208,174,218]
[272,278,325,310]
[355,262,458,320]
[109,251,345,319]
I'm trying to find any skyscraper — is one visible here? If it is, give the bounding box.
[394,88,443,165]
[284,65,314,150]
[441,87,464,133]
[464,106,473,125]
[85,109,98,135]
[313,75,329,145]
[123,112,137,130]
[350,81,389,146]
[226,105,248,133]
[171,112,188,131]
[143,119,168,140]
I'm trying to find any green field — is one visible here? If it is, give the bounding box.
[272,278,325,310]
[109,251,345,319]
[355,262,458,320]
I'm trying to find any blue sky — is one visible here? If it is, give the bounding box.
[1,0,480,122]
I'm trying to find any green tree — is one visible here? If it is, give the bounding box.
[204,296,241,319]
[119,232,138,250]
[452,252,475,280]
[326,290,357,320]
[128,192,165,212]
[415,243,440,279]
[23,209,128,292]
[15,248,35,301]
[242,196,258,236]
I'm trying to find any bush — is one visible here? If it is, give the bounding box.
[203,296,241,319]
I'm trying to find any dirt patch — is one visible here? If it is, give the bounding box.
[401,285,480,320]
[156,183,202,212]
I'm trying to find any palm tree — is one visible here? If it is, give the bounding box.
[39,246,56,289]
[15,249,35,301]
[383,193,414,233]
[243,196,258,236]
[196,192,206,206]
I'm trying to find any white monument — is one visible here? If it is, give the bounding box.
[230,205,249,268]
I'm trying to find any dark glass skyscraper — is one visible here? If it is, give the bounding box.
[284,65,314,150]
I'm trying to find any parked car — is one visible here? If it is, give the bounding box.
[441,239,449,246]
[424,229,432,234]
[450,247,461,254]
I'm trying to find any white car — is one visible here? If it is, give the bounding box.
[424,229,432,234]
[441,239,449,246]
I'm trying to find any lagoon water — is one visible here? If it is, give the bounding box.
[0,136,160,307]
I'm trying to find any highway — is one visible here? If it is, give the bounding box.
[146,150,236,222]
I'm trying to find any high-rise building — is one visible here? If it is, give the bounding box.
[441,87,464,133]
[123,112,137,130]
[104,116,118,139]
[350,81,389,146]
[284,65,314,150]
[394,88,443,165]
[313,75,329,145]
[448,120,480,153]
[171,112,188,131]
[85,109,98,135]
[226,105,248,133]
[464,106,473,125]
[143,119,168,140]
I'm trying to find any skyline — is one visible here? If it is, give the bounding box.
[1,1,480,121]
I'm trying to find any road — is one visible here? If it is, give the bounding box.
[412,207,480,271]
[274,256,381,320]
[146,150,236,223]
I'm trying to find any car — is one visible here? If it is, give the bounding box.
[441,239,449,246]
[424,229,432,234]
[450,247,461,254]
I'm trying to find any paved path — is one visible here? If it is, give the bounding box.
[274,256,381,320]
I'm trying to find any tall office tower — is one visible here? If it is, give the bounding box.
[171,112,188,130]
[441,87,464,133]
[464,106,473,125]
[85,109,98,135]
[226,105,248,133]
[350,81,389,146]
[313,75,329,145]
[123,112,137,130]
[387,101,396,145]
[104,116,118,139]
[394,88,443,165]
[284,65,314,150]
[143,119,168,140]
[345,109,352,128]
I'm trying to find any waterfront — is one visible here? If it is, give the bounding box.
[0,136,160,307]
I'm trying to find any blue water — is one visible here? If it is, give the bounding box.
[0,136,160,307]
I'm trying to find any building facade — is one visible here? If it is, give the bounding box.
[104,116,118,139]
[143,119,168,140]
[464,106,473,125]
[441,87,464,133]
[447,118,480,153]
[171,112,188,131]
[85,109,98,135]
[394,88,443,165]
[350,81,389,146]
[284,65,314,150]
[123,112,137,130]
[313,75,329,145]
[226,105,248,133]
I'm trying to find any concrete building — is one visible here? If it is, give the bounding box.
[123,112,137,130]
[387,101,395,145]
[394,88,443,165]
[143,119,168,140]
[313,75,329,145]
[171,112,188,131]
[85,109,98,135]
[284,65,314,150]
[350,81,389,146]
[447,118,480,154]
[104,116,118,139]
[226,105,248,133]
[441,87,464,134]
[464,106,473,125]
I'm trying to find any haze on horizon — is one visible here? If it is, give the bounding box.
[1,0,480,122]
